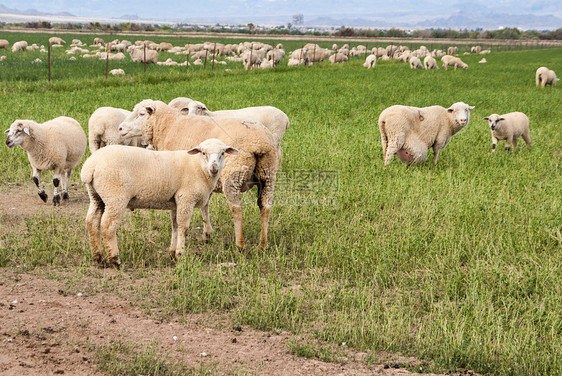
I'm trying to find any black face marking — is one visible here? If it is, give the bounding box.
[33,176,40,187]
[39,191,48,202]
[53,178,60,187]
[62,192,69,201]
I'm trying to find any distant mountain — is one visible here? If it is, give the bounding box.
[417,11,562,30]
[0,4,76,17]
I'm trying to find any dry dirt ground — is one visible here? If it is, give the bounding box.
[0,186,458,376]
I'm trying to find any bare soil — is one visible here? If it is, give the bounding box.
[0,186,456,375]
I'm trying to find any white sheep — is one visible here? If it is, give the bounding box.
[482,112,530,152]
[88,106,144,152]
[409,56,423,69]
[535,67,559,87]
[11,41,27,52]
[378,102,475,165]
[362,54,376,69]
[329,53,348,64]
[441,55,468,70]
[109,68,125,75]
[447,46,458,55]
[0,39,9,49]
[127,46,158,64]
[4,117,86,205]
[81,139,238,267]
[424,56,439,70]
[48,37,65,45]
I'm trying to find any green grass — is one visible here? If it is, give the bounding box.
[0,31,561,375]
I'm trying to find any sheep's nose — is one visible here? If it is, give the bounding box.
[210,164,219,175]
[118,126,123,132]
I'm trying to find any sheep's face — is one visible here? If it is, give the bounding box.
[187,139,238,178]
[4,121,30,148]
[483,114,504,131]
[448,102,475,128]
[119,100,159,141]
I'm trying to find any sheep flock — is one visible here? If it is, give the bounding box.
[2,34,554,267]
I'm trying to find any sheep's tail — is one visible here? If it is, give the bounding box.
[379,118,388,159]
[80,158,95,185]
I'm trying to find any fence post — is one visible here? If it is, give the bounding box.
[48,42,51,82]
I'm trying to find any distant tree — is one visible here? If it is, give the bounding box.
[386,28,406,38]
[247,23,255,34]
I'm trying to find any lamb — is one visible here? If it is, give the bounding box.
[81,139,237,267]
[535,67,559,87]
[482,112,530,152]
[118,99,280,249]
[88,106,144,152]
[127,46,158,64]
[329,53,348,64]
[447,46,458,55]
[109,68,125,75]
[242,49,265,70]
[48,37,65,45]
[11,41,27,52]
[409,56,423,69]
[362,54,376,69]
[4,116,86,205]
[424,55,439,70]
[0,39,9,49]
[441,55,468,70]
[93,37,105,46]
[378,102,475,165]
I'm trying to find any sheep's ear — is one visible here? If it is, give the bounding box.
[179,107,189,115]
[447,108,454,113]
[225,147,239,155]
[498,117,505,121]
[23,127,30,135]
[483,117,489,121]
[145,105,155,115]
[187,147,201,155]
[469,106,475,110]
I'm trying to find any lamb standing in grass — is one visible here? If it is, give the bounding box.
[81,139,238,267]
[535,67,559,87]
[441,55,468,70]
[118,99,279,249]
[88,106,143,152]
[378,102,475,165]
[4,117,86,205]
[409,56,423,69]
[362,54,376,69]
[11,41,27,52]
[482,112,530,152]
[424,56,439,70]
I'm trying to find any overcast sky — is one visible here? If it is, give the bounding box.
[0,0,561,24]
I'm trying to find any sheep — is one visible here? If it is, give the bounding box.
[409,56,423,69]
[11,41,27,52]
[158,42,173,51]
[482,112,530,152]
[535,67,559,87]
[424,55,439,70]
[88,107,145,152]
[362,54,376,69]
[441,55,468,70]
[329,53,348,64]
[117,99,280,249]
[0,39,9,49]
[378,102,475,165]
[109,68,125,75]
[93,37,105,45]
[81,139,238,267]
[48,37,65,45]
[4,116,86,205]
[127,46,158,64]
[447,46,458,55]
[71,39,85,46]
[479,58,487,63]
[242,49,265,70]
[266,49,285,65]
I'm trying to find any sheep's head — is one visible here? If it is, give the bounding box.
[187,138,238,178]
[482,114,504,131]
[118,99,164,145]
[447,102,475,129]
[4,120,33,148]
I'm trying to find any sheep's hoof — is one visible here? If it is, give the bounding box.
[53,194,61,206]
[109,256,121,269]
[198,233,212,242]
[39,191,48,202]
[62,192,69,201]
[92,253,104,264]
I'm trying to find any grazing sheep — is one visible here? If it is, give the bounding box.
[242,49,265,70]
[409,56,423,69]
[118,100,280,249]
[11,41,27,52]
[4,117,86,205]
[93,37,105,45]
[127,46,158,64]
[535,67,559,87]
[479,58,487,63]
[329,53,348,64]
[441,55,468,70]
[48,37,65,45]
[88,107,144,152]
[81,139,238,267]
[363,54,376,69]
[447,46,458,55]
[424,55,439,70]
[109,68,125,75]
[378,102,475,165]
[0,56,7,61]
[0,39,9,49]
[482,112,530,152]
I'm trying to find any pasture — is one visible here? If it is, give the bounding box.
[0,31,561,375]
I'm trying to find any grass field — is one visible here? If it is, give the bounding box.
[0,31,561,375]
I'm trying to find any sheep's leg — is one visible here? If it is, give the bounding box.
[384,139,402,166]
[542,79,546,88]
[522,129,531,147]
[85,190,104,264]
[62,168,71,201]
[512,137,518,150]
[504,137,513,152]
[227,202,245,249]
[257,176,276,249]
[536,76,540,87]
[432,146,440,164]
[32,167,48,202]
[174,203,194,260]
[492,134,499,152]
[52,169,63,206]
[99,203,127,267]
[199,194,213,241]
[169,208,178,258]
